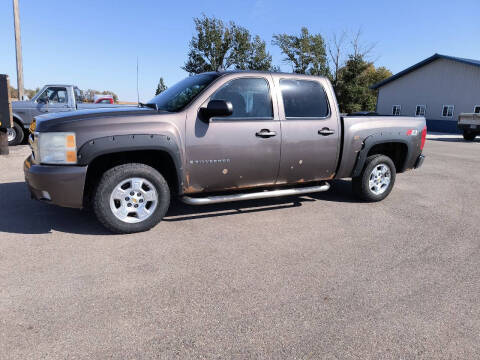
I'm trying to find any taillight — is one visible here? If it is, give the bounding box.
[420,126,427,151]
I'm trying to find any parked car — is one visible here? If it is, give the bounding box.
[94,94,114,104]
[458,113,480,141]
[9,85,128,145]
[24,71,426,233]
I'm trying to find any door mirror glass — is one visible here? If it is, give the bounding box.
[201,100,233,121]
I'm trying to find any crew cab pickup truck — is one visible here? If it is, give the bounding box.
[9,84,126,146]
[24,71,427,234]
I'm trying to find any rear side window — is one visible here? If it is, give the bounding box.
[280,79,329,118]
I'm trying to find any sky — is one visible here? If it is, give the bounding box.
[1,0,479,102]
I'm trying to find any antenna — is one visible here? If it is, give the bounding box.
[136,56,139,105]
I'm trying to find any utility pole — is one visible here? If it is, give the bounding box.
[13,0,24,100]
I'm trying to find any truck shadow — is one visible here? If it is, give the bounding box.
[0,180,357,235]
[428,138,480,143]
[164,180,357,222]
[0,182,109,235]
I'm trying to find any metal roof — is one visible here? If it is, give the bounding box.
[371,53,480,89]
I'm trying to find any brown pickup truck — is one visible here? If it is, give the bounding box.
[24,71,426,233]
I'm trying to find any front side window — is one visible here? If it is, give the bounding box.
[211,78,273,119]
[37,87,68,104]
[392,105,401,116]
[416,105,426,116]
[442,105,454,117]
[148,73,220,112]
[280,79,329,118]
[474,105,480,114]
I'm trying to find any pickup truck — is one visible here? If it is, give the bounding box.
[458,112,480,141]
[24,71,427,234]
[8,84,126,146]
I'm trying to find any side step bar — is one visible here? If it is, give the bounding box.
[181,182,330,205]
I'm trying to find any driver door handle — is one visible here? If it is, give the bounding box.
[318,128,335,136]
[256,129,277,138]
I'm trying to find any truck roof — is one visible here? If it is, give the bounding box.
[214,70,328,79]
[43,84,75,87]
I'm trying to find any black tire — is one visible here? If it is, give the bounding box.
[352,155,396,202]
[8,121,25,146]
[93,163,170,234]
[463,131,476,141]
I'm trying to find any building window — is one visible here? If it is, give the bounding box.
[474,105,480,114]
[415,105,426,116]
[442,105,454,117]
[392,105,401,116]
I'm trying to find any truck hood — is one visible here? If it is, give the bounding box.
[34,107,158,132]
[12,100,32,108]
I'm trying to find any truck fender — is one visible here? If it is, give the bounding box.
[12,113,25,126]
[77,134,184,192]
[351,133,412,178]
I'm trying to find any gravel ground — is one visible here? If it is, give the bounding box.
[0,135,479,359]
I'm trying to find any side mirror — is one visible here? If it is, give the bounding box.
[200,100,233,121]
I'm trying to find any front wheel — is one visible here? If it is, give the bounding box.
[93,163,170,234]
[352,155,396,202]
[7,122,25,146]
[463,131,476,141]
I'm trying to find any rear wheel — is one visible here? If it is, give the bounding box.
[93,163,170,234]
[463,131,476,141]
[7,122,25,146]
[352,155,396,202]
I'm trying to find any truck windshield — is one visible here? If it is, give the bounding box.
[147,73,220,112]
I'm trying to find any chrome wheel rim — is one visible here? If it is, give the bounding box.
[7,128,16,142]
[368,164,391,195]
[109,177,158,223]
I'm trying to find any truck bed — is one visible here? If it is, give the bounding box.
[335,115,426,179]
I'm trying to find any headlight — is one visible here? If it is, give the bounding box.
[37,132,77,164]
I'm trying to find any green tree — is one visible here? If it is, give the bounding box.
[155,77,167,95]
[272,27,329,76]
[335,55,391,113]
[244,35,272,71]
[183,15,272,74]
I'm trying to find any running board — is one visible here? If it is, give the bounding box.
[181,182,330,205]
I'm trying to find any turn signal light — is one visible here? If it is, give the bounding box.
[66,151,77,163]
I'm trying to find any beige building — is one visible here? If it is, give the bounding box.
[372,54,480,133]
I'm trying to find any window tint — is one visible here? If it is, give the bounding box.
[38,87,68,104]
[474,105,480,114]
[280,79,329,118]
[211,78,272,119]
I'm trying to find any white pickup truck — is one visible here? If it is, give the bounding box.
[458,112,480,141]
[9,84,129,145]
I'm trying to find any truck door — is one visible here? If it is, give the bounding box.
[34,86,73,117]
[185,76,281,193]
[276,78,340,184]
